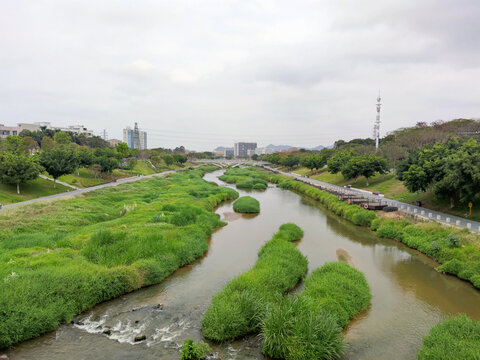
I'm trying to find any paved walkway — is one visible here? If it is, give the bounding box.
[0,169,179,211]
[264,166,480,233]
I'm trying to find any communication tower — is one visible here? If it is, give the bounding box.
[373,93,381,150]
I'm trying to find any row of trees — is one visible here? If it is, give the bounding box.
[398,138,480,208]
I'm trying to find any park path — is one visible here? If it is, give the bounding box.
[0,169,179,211]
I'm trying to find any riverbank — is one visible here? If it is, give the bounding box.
[232,166,480,290]
[0,166,238,348]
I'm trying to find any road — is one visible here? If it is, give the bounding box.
[0,169,179,211]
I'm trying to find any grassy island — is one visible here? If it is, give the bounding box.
[233,196,260,213]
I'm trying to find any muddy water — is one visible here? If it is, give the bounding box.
[7,170,480,360]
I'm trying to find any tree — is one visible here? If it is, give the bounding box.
[0,153,42,194]
[5,136,22,154]
[75,149,93,175]
[162,154,174,166]
[341,155,388,185]
[402,139,480,208]
[115,142,130,158]
[39,149,77,187]
[20,136,39,155]
[173,153,187,164]
[41,136,55,151]
[53,131,72,145]
[174,146,186,153]
[281,154,299,169]
[300,154,325,173]
[327,150,353,174]
[94,156,118,173]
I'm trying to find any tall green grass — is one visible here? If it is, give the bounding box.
[201,224,307,341]
[261,262,371,360]
[233,196,260,213]
[417,315,480,360]
[218,167,282,190]
[0,167,238,348]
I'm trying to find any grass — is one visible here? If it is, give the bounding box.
[58,167,109,188]
[201,224,307,341]
[417,315,480,360]
[261,262,371,360]
[0,177,71,205]
[233,196,260,213]
[0,166,238,348]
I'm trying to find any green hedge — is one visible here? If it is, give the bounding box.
[201,224,307,341]
[261,262,371,360]
[418,315,480,360]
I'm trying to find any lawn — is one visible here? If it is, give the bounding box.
[0,177,71,205]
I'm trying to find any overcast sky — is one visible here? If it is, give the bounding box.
[1,1,479,150]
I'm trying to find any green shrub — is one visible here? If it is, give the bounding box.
[180,338,211,360]
[437,259,465,275]
[201,224,308,341]
[233,196,260,213]
[418,315,480,360]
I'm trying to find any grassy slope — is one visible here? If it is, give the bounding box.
[0,167,238,348]
[0,177,71,205]
[291,166,480,221]
[58,168,109,188]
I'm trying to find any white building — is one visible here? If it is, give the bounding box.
[0,122,93,139]
[254,147,275,155]
[123,123,148,150]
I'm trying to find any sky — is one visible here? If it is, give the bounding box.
[1,0,480,151]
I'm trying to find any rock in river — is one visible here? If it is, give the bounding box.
[134,334,146,342]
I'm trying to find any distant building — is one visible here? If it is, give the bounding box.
[123,123,147,150]
[234,142,257,158]
[254,147,275,155]
[107,139,122,147]
[0,122,93,139]
[224,147,234,158]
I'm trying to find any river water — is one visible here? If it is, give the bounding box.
[6,170,480,360]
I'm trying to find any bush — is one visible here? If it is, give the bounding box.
[233,196,260,213]
[418,315,480,360]
[201,224,308,341]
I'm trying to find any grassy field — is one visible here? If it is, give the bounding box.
[0,177,71,205]
[0,166,238,348]
[289,166,480,221]
[58,168,110,188]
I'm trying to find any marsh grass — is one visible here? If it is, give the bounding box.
[201,224,307,341]
[0,166,238,348]
[233,196,260,213]
[417,315,480,360]
[260,262,371,360]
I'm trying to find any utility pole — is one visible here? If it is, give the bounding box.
[102,129,108,140]
[373,92,381,150]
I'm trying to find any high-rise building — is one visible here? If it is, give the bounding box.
[234,142,257,158]
[123,123,147,150]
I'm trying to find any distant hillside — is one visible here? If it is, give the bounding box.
[214,146,233,152]
[266,144,295,151]
[309,145,326,151]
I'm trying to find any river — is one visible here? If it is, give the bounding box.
[6,170,480,360]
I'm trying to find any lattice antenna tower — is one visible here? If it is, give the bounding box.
[373,92,381,150]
